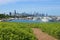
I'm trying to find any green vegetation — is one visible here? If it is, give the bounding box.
[0,22,60,40]
[0,14,10,19]
[26,22,60,39]
[32,22,60,39]
[0,22,37,40]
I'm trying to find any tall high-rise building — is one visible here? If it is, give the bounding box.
[14,10,16,15]
[14,10,17,17]
[9,12,12,16]
[46,13,48,16]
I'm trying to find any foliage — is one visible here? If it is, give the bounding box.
[0,14,10,19]
[27,22,60,40]
[0,22,60,40]
[0,22,37,40]
[0,14,6,18]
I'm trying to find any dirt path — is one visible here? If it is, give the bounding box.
[32,28,57,40]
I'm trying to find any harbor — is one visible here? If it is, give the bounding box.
[0,16,60,22]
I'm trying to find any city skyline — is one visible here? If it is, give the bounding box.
[0,0,60,16]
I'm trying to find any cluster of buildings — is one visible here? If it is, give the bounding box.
[8,10,48,17]
[0,10,60,22]
[8,10,60,22]
[26,16,60,22]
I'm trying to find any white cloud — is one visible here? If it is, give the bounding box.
[0,0,54,5]
[0,0,20,5]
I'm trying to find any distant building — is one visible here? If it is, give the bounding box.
[14,10,17,17]
[46,13,48,16]
[9,12,12,16]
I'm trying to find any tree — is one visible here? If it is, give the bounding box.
[0,14,10,19]
[0,14,5,18]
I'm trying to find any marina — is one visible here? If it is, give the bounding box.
[1,16,60,22]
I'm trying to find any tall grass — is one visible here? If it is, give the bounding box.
[0,22,60,40]
[0,22,37,40]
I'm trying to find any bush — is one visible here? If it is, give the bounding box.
[0,22,37,40]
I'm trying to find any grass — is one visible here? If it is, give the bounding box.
[0,22,60,40]
[0,22,37,40]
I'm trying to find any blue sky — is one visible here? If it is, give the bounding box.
[0,0,60,16]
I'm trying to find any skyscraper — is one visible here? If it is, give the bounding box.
[9,12,12,16]
[14,10,16,17]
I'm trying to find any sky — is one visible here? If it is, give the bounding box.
[0,0,60,16]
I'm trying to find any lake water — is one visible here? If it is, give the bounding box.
[6,19,41,23]
[6,19,59,23]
